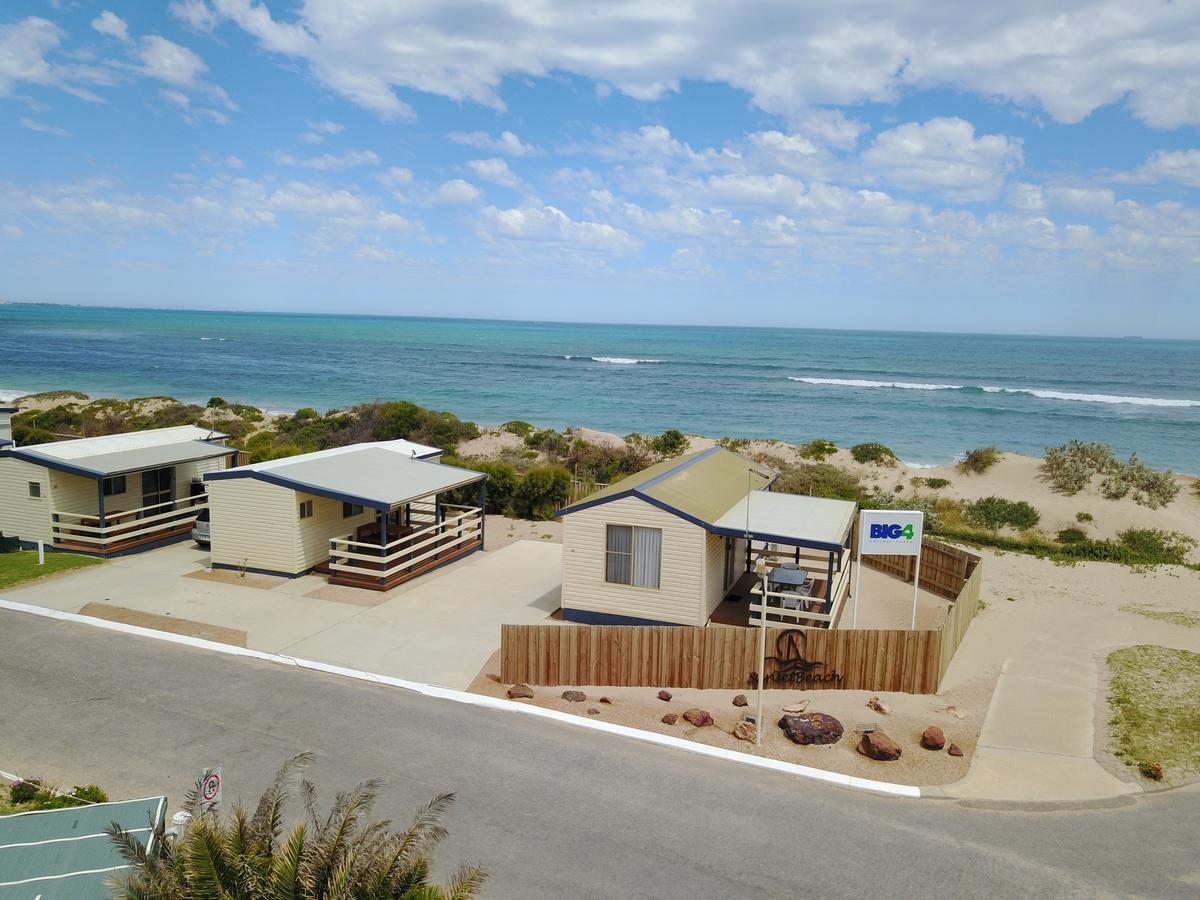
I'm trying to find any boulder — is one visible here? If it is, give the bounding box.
[661,713,678,725]
[781,701,810,714]
[867,696,891,715]
[947,743,964,757]
[587,707,600,716]
[778,713,844,745]
[506,683,534,700]
[858,731,902,761]
[683,708,714,727]
[732,693,749,707]
[657,690,673,701]
[561,690,586,703]
[921,726,946,751]
[733,719,757,742]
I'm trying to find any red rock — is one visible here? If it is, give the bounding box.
[561,690,586,703]
[732,693,749,707]
[506,683,533,700]
[778,713,844,745]
[947,743,964,757]
[657,690,672,701]
[733,719,757,742]
[661,713,678,725]
[921,726,946,751]
[867,696,891,715]
[683,708,714,727]
[858,731,902,761]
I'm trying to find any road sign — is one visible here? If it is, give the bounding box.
[199,766,222,815]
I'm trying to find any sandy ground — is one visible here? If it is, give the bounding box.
[457,428,530,459]
[484,515,562,550]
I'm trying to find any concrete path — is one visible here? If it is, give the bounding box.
[3,540,561,689]
[943,639,1139,803]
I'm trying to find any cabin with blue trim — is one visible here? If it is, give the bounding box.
[556,447,858,628]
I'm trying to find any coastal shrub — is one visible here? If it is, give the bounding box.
[511,464,571,520]
[442,457,518,514]
[14,405,83,438]
[1076,511,1094,523]
[1042,439,1119,493]
[501,420,534,438]
[717,437,751,451]
[913,476,951,490]
[650,429,689,458]
[772,463,865,503]
[228,403,264,424]
[206,396,228,408]
[10,779,40,803]
[564,442,640,484]
[849,442,896,466]
[293,407,318,421]
[1100,455,1179,509]
[1056,527,1088,545]
[1116,528,1196,565]
[931,525,1197,569]
[14,390,88,403]
[957,446,1001,475]
[798,439,838,461]
[964,496,1040,531]
[861,493,944,532]
[525,428,571,457]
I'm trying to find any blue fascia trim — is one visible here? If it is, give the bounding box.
[555,488,637,518]
[562,608,687,627]
[3,449,103,479]
[211,561,311,579]
[0,439,11,448]
[707,524,845,555]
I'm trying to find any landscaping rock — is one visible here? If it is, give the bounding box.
[661,713,678,725]
[587,707,600,716]
[921,726,946,751]
[683,708,714,727]
[778,713,844,745]
[947,744,964,757]
[733,719,757,742]
[867,696,891,715]
[506,683,534,700]
[781,701,810,714]
[599,696,613,704]
[858,731,902,761]
[561,690,586,703]
[732,693,749,707]
[657,690,672,701]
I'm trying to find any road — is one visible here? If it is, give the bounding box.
[1,610,1197,898]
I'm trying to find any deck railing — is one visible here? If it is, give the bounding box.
[747,548,853,628]
[328,504,482,584]
[51,495,207,552]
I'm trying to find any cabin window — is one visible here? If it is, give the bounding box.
[103,475,127,497]
[299,500,313,519]
[342,502,364,518]
[28,482,41,499]
[605,524,661,589]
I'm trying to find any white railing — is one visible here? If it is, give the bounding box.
[328,505,482,583]
[51,495,207,550]
[748,559,853,628]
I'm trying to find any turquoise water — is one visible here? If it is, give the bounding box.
[2,304,1198,471]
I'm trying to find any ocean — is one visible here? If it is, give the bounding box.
[2,304,1198,472]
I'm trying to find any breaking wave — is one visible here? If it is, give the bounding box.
[789,376,1199,408]
[564,355,665,365]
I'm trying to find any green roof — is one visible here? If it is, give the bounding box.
[559,447,775,525]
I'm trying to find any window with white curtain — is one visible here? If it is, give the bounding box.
[605,524,661,588]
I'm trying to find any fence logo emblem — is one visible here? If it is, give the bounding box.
[754,630,842,687]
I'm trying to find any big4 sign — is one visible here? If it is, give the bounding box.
[858,509,924,557]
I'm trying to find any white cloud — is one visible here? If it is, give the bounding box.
[91,11,130,43]
[749,131,819,157]
[436,179,482,204]
[466,158,521,189]
[861,118,1023,201]
[276,149,380,171]
[138,35,208,88]
[791,109,869,150]
[267,181,371,215]
[1115,149,1200,189]
[479,204,639,254]
[225,155,244,169]
[448,129,539,156]
[377,167,414,190]
[169,0,219,32]
[2,224,22,239]
[0,17,65,96]
[179,1,1200,128]
[19,117,70,137]
[301,118,344,143]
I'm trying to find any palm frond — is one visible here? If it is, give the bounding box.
[440,863,489,900]
[269,823,307,900]
[106,821,150,868]
[250,750,316,851]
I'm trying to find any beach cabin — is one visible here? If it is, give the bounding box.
[556,447,858,628]
[0,405,15,447]
[0,425,236,554]
[203,440,487,589]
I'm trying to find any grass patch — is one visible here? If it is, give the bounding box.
[0,551,102,590]
[849,442,896,466]
[1108,645,1200,779]
[1120,604,1200,629]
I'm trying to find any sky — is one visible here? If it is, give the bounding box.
[1,1,1199,337]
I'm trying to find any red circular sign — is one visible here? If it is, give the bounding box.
[201,772,221,801]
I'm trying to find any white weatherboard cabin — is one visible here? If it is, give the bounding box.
[0,425,236,555]
[0,405,15,447]
[556,447,858,628]
[203,440,488,590]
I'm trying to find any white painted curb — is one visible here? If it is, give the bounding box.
[0,598,921,799]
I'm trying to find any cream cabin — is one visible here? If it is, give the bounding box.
[0,405,16,447]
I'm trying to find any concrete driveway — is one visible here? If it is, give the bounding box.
[1,539,561,689]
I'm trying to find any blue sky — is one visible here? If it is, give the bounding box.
[2,1,1199,337]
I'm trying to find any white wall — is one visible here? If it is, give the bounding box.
[296,493,376,572]
[0,457,52,543]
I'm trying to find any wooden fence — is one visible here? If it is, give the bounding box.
[500,538,983,694]
[567,478,610,506]
[859,536,977,601]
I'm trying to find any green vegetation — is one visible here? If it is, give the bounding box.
[442,457,519,514]
[650,428,689,458]
[1056,527,1088,544]
[206,396,228,408]
[501,419,535,438]
[0,551,102,590]
[1108,646,1200,781]
[3,778,109,816]
[773,462,865,502]
[798,438,838,461]
[1076,511,1094,523]
[912,476,951,490]
[14,390,88,402]
[849,442,896,466]
[717,436,751,451]
[957,446,1001,475]
[1043,439,1179,508]
[933,525,1197,568]
[511,464,571,520]
[1120,604,1200,629]
[963,496,1040,531]
[107,753,485,899]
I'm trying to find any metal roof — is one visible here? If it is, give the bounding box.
[0,796,166,899]
[207,445,483,510]
[6,440,236,479]
[713,490,856,551]
[16,425,229,461]
[236,438,441,472]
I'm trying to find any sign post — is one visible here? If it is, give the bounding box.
[853,510,924,630]
[198,766,222,816]
[754,556,768,745]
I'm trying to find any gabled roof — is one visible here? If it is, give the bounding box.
[557,447,776,526]
[1,425,233,479]
[205,441,479,511]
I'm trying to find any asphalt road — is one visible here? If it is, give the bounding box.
[1,610,1198,899]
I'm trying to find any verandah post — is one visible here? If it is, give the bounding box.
[97,478,107,553]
